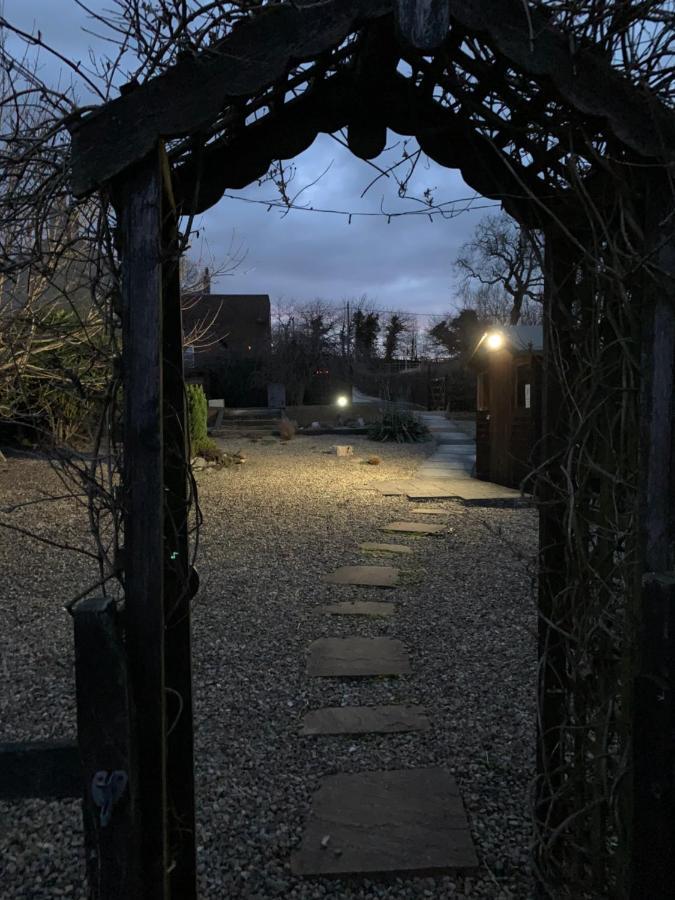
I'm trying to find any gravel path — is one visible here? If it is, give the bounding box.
[0,435,537,899]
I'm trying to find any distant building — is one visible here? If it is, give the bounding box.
[182,292,271,406]
[468,325,543,488]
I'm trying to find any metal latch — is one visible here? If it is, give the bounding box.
[91,770,128,827]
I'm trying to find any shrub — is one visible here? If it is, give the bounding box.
[1,306,108,447]
[278,416,296,441]
[198,437,222,461]
[186,383,209,454]
[368,408,431,443]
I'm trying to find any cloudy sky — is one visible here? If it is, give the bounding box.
[3,1,500,323]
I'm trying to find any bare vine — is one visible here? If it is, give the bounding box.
[1,4,674,898]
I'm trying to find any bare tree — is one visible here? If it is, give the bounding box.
[455,213,544,325]
[179,234,248,351]
[263,299,343,405]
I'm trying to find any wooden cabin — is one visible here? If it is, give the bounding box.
[469,325,542,489]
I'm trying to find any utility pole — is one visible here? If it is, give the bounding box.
[346,301,353,390]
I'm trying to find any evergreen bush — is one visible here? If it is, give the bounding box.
[368,407,431,443]
[186,383,209,454]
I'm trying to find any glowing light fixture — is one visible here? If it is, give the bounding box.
[485,331,504,351]
[336,394,349,408]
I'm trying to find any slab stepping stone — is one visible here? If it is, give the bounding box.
[291,768,478,876]
[299,705,430,736]
[437,480,528,505]
[406,477,529,505]
[307,637,410,677]
[409,507,449,516]
[382,521,445,535]
[406,484,465,500]
[322,565,399,587]
[320,601,395,617]
[359,542,413,555]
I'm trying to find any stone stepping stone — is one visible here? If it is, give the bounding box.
[405,477,529,505]
[299,705,430,735]
[359,542,413,555]
[322,565,399,587]
[406,484,465,500]
[320,600,395,617]
[307,637,410,677]
[382,521,445,535]
[291,767,478,876]
[409,507,449,516]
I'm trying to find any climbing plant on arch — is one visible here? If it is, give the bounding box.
[64,1,675,897]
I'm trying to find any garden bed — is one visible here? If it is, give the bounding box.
[0,437,537,899]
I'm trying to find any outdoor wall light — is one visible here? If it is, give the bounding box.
[485,331,504,351]
[336,395,349,408]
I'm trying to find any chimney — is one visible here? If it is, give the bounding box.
[203,266,211,294]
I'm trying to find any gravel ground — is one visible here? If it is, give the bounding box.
[0,435,537,899]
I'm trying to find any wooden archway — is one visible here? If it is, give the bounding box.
[68,2,675,898]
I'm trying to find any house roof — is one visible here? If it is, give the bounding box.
[469,324,543,365]
[497,325,543,353]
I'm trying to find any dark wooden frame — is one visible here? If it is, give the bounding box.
[112,145,197,899]
[59,2,675,897]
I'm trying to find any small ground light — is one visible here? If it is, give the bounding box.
[485,332,504,351]
[336,395,349,408]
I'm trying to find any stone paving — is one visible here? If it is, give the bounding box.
[382,521,446,535]
[291,769,478,876]
[416,412,475,480]
[322,565,399,587]
[295,417,483,880]
[358,542,413,555]
[368,414,530,505]
[306,637,411,677]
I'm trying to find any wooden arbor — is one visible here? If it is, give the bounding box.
[68,1,675,897]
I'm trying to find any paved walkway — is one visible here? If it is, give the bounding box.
[293,415,530,881]
[416,413,475,480]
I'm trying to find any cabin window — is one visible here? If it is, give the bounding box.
[477,371,490,410]
[516,364,531,409]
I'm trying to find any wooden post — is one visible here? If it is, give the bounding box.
[160,149,198,899]
[116,149,169,899]
[72,596,139,898]
[631,181,675,898]
[535,229,575,890]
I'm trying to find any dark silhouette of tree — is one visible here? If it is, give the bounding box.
[263,300,343,405]
[427,309,483,358]
[383,314,406,362]
[455,213,543,325]
[352,309,380,358]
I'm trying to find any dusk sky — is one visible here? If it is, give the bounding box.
[4,1,501,324]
